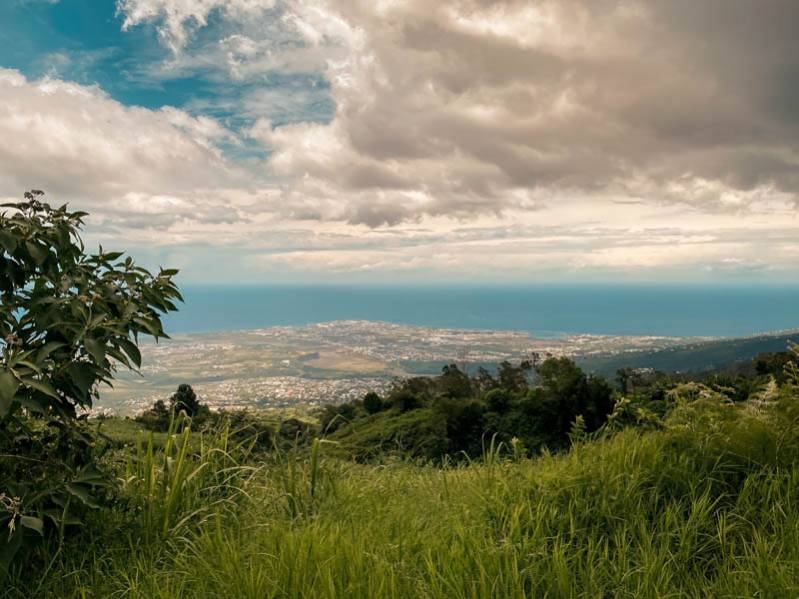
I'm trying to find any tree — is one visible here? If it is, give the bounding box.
[0,192,181,562]
[170,383,200,417]
[498,360,532,392]
[151,399,169,419]
[135,398,171,431]
[437,364,472,399]
[529,357,614,446]
[616,367,633,394]
[363,391,383,414]
[484,388,512,413]
[392,389,422,412]
[472,367,498,394]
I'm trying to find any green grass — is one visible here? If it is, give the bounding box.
[93,417,176,449]
[325,407,448,460]
[7,394,799,598]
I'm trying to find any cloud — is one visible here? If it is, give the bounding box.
[117,0,799,227]
[116,0,279,53]
[0,68,257,229]
[8,0,799,282]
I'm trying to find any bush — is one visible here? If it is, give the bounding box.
[135,399,171,432]
[215,410,275,450]
[392,390,422,412]
[363,392,383,414]
[319,403,357,434]
[330,357,617,460]
[484,388,511,413]
[136,385,210,432]
[0,192,181,566]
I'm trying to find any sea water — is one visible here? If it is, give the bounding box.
[162,284,799,338]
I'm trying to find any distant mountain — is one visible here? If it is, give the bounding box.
[578,330,799,377]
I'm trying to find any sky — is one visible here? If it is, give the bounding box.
[1,0,798,285]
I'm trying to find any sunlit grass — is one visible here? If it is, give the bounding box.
[7,396,799,598]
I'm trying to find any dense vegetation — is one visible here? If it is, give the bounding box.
[319,358,614,460]
[580,330,799,376]
[6,197,799,597]
[0,193,180,569]
[4,353,799,597]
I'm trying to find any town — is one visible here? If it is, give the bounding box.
[99,320,691,415]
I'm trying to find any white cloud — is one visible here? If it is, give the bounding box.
[8,1,799,283]
[0,68,256,228]
[126,0,796,228]
[116,0,279,52]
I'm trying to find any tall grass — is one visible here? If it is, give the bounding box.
[6,395,799,598]
[121,414,260,541]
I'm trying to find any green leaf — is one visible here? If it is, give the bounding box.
[133,317,160,337]
[21,377,60,400]
[0,230,17,253]
[0,370,20,417]
[67,363,95,397]
[116,338,142,368]
[72,465,108,486]
[44,510,81,528]
[88,314,107,329]
[19,395,49,415]
[83,337,106,365]
[0,521,24,567]
[25,241,49,265]
[106,346,130,369]
[13,360,41,375]
[36,341,66,361]
[19,516,44,536]
[66,484,100,508]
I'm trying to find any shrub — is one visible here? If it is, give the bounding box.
[135,399,171,432]
[363,392,383,414]
[319,403,357,434]
[392,389,422,412]
[484,388,511,413]
[214,409,275,450]
[0,192,181,566]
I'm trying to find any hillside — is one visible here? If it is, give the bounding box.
[7,383,799,598]
[579,330,799,376]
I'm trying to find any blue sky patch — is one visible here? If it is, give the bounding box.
[0,0,335,137]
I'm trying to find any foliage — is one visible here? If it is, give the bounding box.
[0,192,181,567]
[8,376,799,598]
[121,413,259,543]
[217,410,275,450]
[362,391,383,414]
[317,408,448,462]
[170,384,202,418]
[136,384,210,432]
[326,358,615,459]
[391,389,423,412]
[134,400,172,432]
[318,402,357,434]
[277,417,313,443]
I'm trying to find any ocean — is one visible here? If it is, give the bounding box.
[162,284,799,339]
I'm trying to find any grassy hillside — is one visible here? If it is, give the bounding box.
[580,330,799,375]
[6,382,799,598]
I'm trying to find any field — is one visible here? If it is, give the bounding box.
[7,392,799,598]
